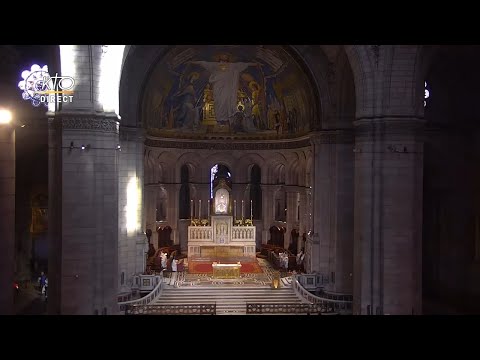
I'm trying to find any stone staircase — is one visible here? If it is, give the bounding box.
[151,283,302,315]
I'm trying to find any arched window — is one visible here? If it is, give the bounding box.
[249,165,262,220]
[179,165,190,219]
[211,163,232,198]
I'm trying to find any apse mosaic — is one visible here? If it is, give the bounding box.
[142,45,315,138]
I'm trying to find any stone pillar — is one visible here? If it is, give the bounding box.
[164,183,180,245]
[312,130,353,294]
[0,123,15,315]
[118,126,145,286]
[261,185,275,244]
[310,131,354,290]
[144,185,156,234]
[353,119,423,315]
[47,117,62,314]
[285,188,300,249]
[50,114,119,315]
[298,189,307,253]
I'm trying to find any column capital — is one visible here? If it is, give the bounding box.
[309,130,354,146]
[56,112,120,134]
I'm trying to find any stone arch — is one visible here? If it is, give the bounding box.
[118,45,333,130]
[176,153,202,183]
[236,153,266,184]
[204,153,237,183]
[343,45,376,119]
[286,152,300,185]
[156,151,176,183]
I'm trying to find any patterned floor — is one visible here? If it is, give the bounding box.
[171,258,281,287]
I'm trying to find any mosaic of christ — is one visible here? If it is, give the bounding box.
[142,45,316,138]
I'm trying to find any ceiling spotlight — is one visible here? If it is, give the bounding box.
[81,145,86,150]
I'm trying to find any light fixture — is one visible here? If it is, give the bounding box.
[0,109,12,124]
[117,144,121,151]
[81,144,86,150]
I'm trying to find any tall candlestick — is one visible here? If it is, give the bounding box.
[190,199,193,220]
[199,199,201,219]
[242,200,244,219]
[251,199,253,220]
[208,199,210,218]
[234,200,237,220]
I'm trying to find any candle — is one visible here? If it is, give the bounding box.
[199,199,201,219]
[242,200,244,219]
[234,200,237,220]
[251,199,253,220]
[190,199,193,219]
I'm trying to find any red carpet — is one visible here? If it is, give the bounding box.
[189,261,263,274]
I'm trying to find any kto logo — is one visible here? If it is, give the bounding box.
[18,64,75,107]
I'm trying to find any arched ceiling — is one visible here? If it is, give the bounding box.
[141,45,318,140]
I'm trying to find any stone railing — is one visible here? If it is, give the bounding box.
[319,290,353,302]
[295,273,329,290]
[231,226,255,241]
[189,226,213,240]
[292,275,352,315]
[117,272,164,314]
[125,304,216,315]
[246,303,334,315]
[117,292,132,303]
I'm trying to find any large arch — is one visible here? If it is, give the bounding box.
[54,44,429,315]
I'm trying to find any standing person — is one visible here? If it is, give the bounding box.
[38,271,46,293]
[43,278,48,301]
[171,258,178,272]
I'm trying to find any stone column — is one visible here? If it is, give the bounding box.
[285,188,300,249]
[164,183,180,245]
[51,114,119,315]
[261,184,275,244]
[310,131,354,289]
[0,123,15,315]
[298,189,307,252]
[353,119,423,315]
[118,126,145,285]
[47,117,61,314]
[144,185,156,236]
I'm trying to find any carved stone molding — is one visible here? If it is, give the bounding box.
[145,138,312,150]
[61,116,119,133]
[309,130,354,145]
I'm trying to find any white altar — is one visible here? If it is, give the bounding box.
[188,215,256,259]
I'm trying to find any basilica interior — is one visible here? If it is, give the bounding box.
[1,44,480,315]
